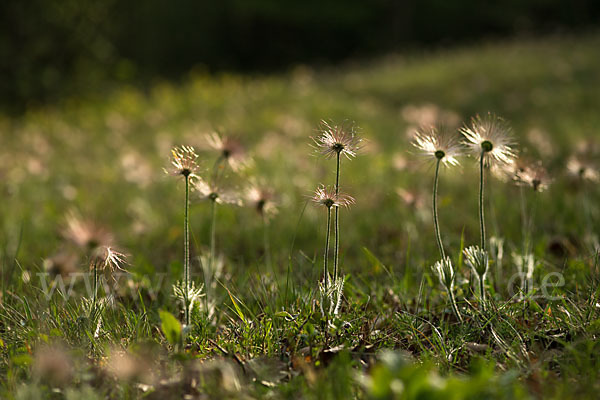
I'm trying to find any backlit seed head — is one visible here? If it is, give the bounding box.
[166,146,200,178]
[245,182,278,219]
[62,211,114,251]
[92,246,128,276]
[411,126,464,167]
[311,120,362,159]
[195,179,243,206]
[311,184,355,209]
[206,132,247,171]
[513,161,551,192]
[567,156,599,183]
[461,114,517,167]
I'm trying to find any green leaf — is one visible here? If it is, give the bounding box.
[159,310,182,346]
[11,354,32,367]
[226,289,247,325]
[274,311,293,319]
[362,247,392,277]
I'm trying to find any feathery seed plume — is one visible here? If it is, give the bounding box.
[311,185,355,209]
[312,120,362,159]
[412,126,464,167]
[461,114,517,167]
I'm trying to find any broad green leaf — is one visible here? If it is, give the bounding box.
[159,310,181,345]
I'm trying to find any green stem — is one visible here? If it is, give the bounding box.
[184,175,190,326]
[433,158,446,260]
[324,207,332,289]
[263,214,272,271]
[479,273,486,306]
[433,158,462,322]
[92,261,98,316]
[333,152,341,280]
[448,288,463,323]
[210,199,217,276]
[478,151,488,311]
[519,186,528,253]
[211,155,224,187]
[479,151,486,251]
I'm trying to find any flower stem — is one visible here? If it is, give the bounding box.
[448,288,463,323]
[478,151,487,311]
[210,199,217,276]
[324,206,332,289]
[479,273,486,305]
[263,213,272,271]
[184,175,191,326]
[433,158,462,322]
[333,152,341,280]
[211,155,224,186]
[433,158,446,260]
[479,151,486,251]
[92,260,98,316]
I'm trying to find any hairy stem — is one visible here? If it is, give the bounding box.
[263,213,272,271]
[210,199,217,277]
[479,151,486,251]
[433,158,446,260]
[184,175,190,326]
[92,261,98,316]
[333,152,341,280]
[478,151,487,311]
[324,206,332,289]
[448,287,463,323]
[433,158,462,322]
[211,155,224,187]
[479,273,486,306]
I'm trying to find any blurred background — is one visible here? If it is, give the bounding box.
[2,0,600,111]
[1,0,600,283]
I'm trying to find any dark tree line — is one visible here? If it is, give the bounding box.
[2,0,599,110]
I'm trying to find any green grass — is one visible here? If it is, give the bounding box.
[1,33,600,399]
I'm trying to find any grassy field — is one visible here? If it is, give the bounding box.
[1,33,600,399]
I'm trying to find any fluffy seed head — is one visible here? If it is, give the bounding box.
[245,183,278,219]
[93,246,128,274]
[195,179,243,206]
[206,132,247,171]
[311,184,355,209]
[62,211,113,251]
[513,161,551,192]
[461,114,517,167]
[412,126,464,167]
[567,156,599,183]
[166,146,200,178]
[312,120,362,159]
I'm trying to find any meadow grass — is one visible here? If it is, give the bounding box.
[1,33,600,399]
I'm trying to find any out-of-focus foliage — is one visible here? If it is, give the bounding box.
[2,0,600,110]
